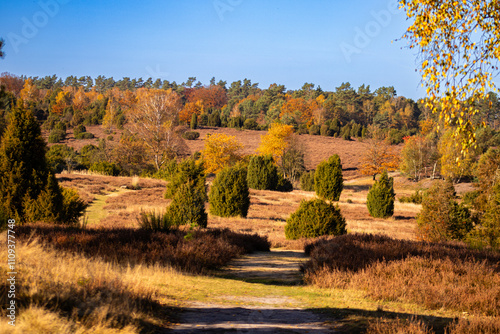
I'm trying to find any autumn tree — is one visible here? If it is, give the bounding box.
[360,140,400,180]
[0,72,24,97]
[439,129,475,182]
[257,122,294,163]
[400,0,500,151]
[399,135,439,181]
[19,78,40,106]
[128,88,184,170]
[201,133,243,174]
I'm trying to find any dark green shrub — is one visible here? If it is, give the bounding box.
[314,154,343,201]
[73,124,87,136]
[247,155,279,190]
[0,105,66,223]
[329,118,340,136]
[367,170,395,218]
[48,129,66,143]
[243,118,259,130]
[209,165,250,217]
[300,170,315,191]
[89,161,121,176]
[341,125,351,140]
[277,173,293,192]
[309,124,320,135]
[320,124,333,137]
[75,132,95,139]
[417,179,474,242]
[297,124,308,135]
[23,173,64,223]
[285,199,346,239]
[199,113,208,126]
[46,144,81,173]
[208,111,221,127]
[387,128,404,145]
[54,122,67,131]
[190,113,197,129]
[399,189,423,204]
[147,159,177,181]
[182,131,200,140]
[165,158,206,200]
[59,187,88,225]
[166,182,207,228]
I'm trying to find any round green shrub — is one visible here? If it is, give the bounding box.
[166,182,207,228]
[48,129,66,143]
[320,124,333,137]
[73,124,87,136]
[277,173,293,192]
[165,158,206,200]
[300,170,315,191]
[243,118,259,130]
[309,124,320,135]
[314,154,343,201]
[75,132,95,139]
[367,170,395,218]
[247,155,278,190]
[209,165,250,217]
[285,199,346,239]
[89,161,121,176]
[182,131,200,140]
[54,122,67,131]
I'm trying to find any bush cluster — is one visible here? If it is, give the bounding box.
[89,161,122,176]
[285,199,346,239]
[399,189,423,204]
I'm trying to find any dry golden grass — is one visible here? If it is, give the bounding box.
[0,235,180,333]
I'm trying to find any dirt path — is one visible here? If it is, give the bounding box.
[169,250,336,333]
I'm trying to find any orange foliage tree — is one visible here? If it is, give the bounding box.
[280,98,318,125]
[179,100,204,124]
[186,85,227,110]
[0,72,24,97]
[360,140,400,180]
[201,133,244,174]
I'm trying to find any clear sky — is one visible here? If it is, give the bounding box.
[0,0,425,99]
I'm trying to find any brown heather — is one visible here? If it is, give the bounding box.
[15,224,270,274]
[367,317,500,334]
[303,234,500,316]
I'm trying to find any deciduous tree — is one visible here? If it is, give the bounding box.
[360,140,400,180]
[128,88,184,170]
[257,122,294,163]
[400,0,500,151]
[201,133,243,174]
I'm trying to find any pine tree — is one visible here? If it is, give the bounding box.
[314,154,343,201]
[366,170,395,218]
[191,113,197,130]
[0,102,61,222]
[209,165,250,217]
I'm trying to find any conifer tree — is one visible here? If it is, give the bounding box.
[314,154,343,201]
[209,165,250,217]
[247,155,279,190]
[0,102,61,222]
[366,170,395,218]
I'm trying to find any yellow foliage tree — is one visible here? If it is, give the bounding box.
[400,0,500,152]
[201,133,243,174]
[257,122,294,163]
[19,78,40,106]
[438,129,475,182]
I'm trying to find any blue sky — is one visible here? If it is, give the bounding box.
[0,0,424,98]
